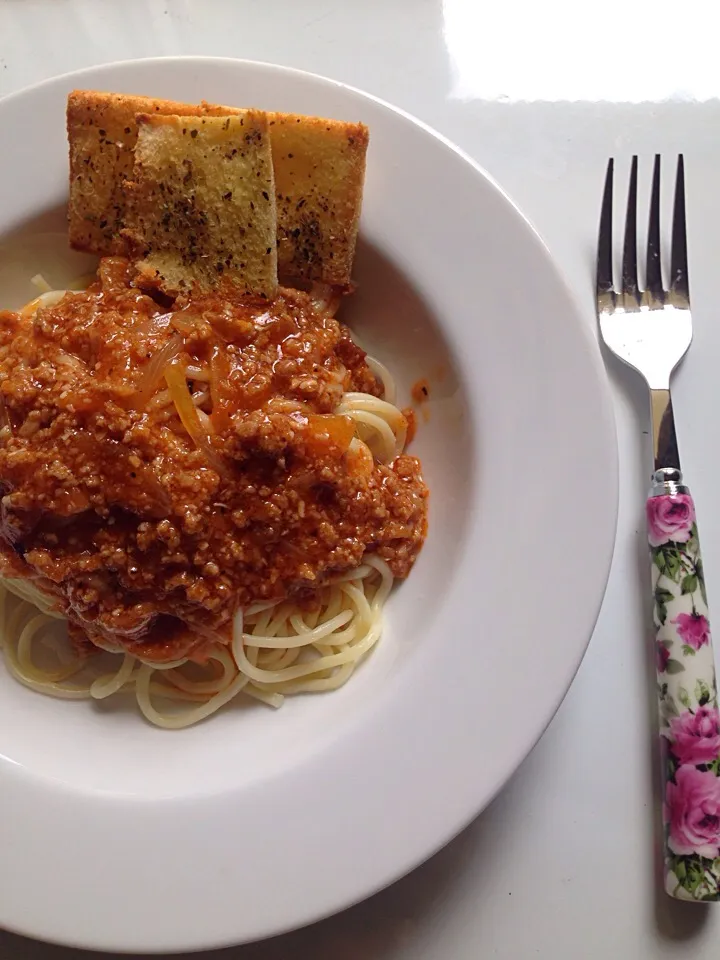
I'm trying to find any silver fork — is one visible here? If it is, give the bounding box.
[597,157,720,902]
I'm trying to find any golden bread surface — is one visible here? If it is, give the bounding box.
[123,112,277,297]
[202,103,368,286]
[66,90,369,287]
[67,90,208,254]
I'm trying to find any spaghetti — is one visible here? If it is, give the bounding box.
[0,553,392,729]
[0,266,426,728]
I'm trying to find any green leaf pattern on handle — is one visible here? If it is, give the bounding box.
[648,492,720,901]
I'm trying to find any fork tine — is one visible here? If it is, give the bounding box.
[622,156,640,302]
[597,158,615,305]
[671,155,689,301]
[646,155,664,305]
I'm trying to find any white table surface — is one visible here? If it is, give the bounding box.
[3,0,720,956]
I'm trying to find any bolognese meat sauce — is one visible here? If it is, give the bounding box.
[0,258,427,661]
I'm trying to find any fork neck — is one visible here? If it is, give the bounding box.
[650,387,682,486]
[650,467,688,497]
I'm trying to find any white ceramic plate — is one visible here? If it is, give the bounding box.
[0,58,617,952]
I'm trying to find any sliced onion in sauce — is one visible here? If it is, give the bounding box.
[305,414,355,456]
[56,350,87,374]
[164,359,227,476]
[134,334,184,408]
[170,315,196,336]
[134,311,175,339]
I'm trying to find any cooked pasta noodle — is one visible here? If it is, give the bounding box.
[0,555,392,729]
[0,279,422,728]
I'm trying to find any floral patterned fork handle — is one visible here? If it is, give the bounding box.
[649,473,720,901]
[598,156,720,901]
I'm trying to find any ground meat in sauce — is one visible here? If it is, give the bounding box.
[0,257,428,662]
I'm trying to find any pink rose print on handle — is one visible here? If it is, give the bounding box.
[668,707,720,766]
[647,493,695,547]
[673,613,711,651]
[666,765,720,859]
[648,483,720,897]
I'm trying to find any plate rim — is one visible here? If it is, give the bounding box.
[0,55,618,952]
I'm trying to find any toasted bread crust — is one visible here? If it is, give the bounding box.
[269,113,367,287]
[67,90,207,254]
[202,103,368,285]
[123,113,277,298]
[66,90,368,286]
